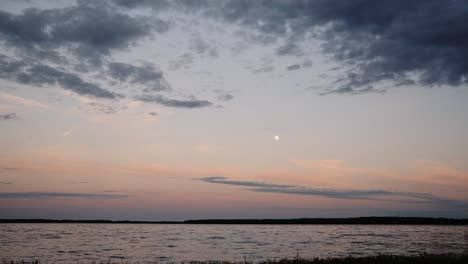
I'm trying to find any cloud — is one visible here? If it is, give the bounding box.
[3,0,466,100]
[148,111,157,116]
[0,55,117,99]
[66,181,88,184]
[286,64,301,71]
[0,1,159,66]
[190,37,218,58]
[115,0,468,94]
[252,66,274,74]
[2,167,18,170]
[200,176,293,189]
[0,112,17,120]
[24,64,118,99]
[0,181,13,185]
[0,1,173,103]
[135,94,212,108]
[0,93,50,109]
[224,0,468,93]
[111,0,172,10]
[194,145,221,155]
[0,192,128,199]
[88,102,116,114]
[107,62,169,91]
[198,176,468,208]
[216,93,234,102]
[62,129,73,137]
[169,52,194,70]
[276,42,303,56]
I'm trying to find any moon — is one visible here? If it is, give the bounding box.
[274,135,279,141]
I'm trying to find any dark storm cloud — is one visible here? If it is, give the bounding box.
[111,0,171,10]
[107,62,169,91]
[0,1,175,102]
[0,192,128,199]
[0,55,26,79]
[198,177,468,208]
[0,113,18,120]
[3,0,465,98]
[0,55,117,99]
[216,0,468,93]
[23,64,118,99]
[135,94,212,108]
[116,0,468,94]
[0,1,157,65]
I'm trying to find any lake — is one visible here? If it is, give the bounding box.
[1,224,467,262]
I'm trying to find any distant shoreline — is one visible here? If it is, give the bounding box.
[1,217,467,225]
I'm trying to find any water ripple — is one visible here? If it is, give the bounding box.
[1,224,467,263]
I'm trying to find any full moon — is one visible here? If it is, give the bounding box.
[274,135,279,141]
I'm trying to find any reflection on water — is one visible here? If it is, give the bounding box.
[0,224,467,262]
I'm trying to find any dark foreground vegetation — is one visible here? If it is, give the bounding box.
[1,217,468,225]
[3,255,468,264]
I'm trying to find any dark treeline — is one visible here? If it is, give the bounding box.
[1,217,467,225]
[183,217,468,225]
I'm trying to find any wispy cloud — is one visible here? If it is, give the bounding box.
[107,62,170,91]
[0,113,18,120]
[193,145,223,155]
[66,181,88,184]
[88,102,116,114]
[62,129,73,137]
[198,176,468,208]
[0,93,51,109]
[0,181,13,185]
[216,93,234,102]
[286,64,301,71]
[135,95,212,108]
[0,192,128,199]
[2,167,18,171]
[200,176,292,189]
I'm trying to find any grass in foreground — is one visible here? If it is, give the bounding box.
[3,254,468,264]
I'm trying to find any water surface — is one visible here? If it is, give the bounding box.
[1,224,467,262]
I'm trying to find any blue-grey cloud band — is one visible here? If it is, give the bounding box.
[199,176,468,209]
[0,192,128,199]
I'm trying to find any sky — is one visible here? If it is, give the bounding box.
[0,0,468,220]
